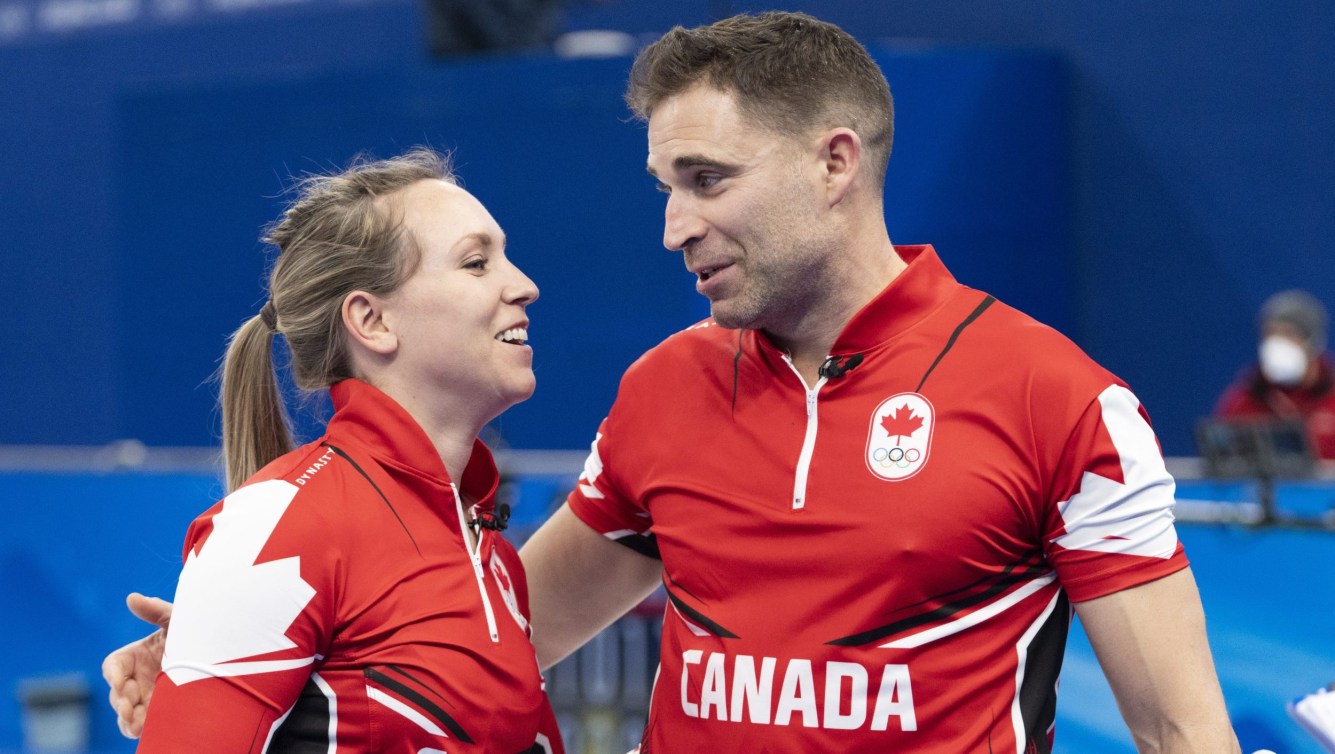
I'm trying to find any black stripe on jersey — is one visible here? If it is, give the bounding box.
[383,663,458,712]
[613,530,662,560]
[915,294,996,393]
[731,329,744,416]
[1017,592,1069,754]
[324,443,421,556]
[826,556,1048,647]
[364,667,475,744]
[664,576,739,639]
[266,675,333,753]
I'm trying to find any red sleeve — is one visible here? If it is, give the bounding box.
[138,479,334,752]
[565,414,661,559]
[1042,385,1189,603]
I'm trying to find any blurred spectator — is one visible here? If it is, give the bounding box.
[424,0,564,56]
[1215,290,1335,459]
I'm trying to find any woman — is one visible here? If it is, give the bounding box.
[133,148,563,753]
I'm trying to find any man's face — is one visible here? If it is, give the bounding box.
[646,85,837,336]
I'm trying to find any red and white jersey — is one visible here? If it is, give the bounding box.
[140,379,562,754]
[568,246,1186,753]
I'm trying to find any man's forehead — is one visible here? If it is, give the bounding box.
[645,90,766,173]
[647,86,744,132]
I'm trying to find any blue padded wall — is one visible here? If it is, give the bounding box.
[2,470,1332,752]
[3,29,1070,450]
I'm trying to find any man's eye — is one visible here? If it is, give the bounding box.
[696,173,720,190]
[655,182,671,195]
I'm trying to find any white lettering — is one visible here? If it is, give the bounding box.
[773,659,818,728]
[824,661,869,730]
[870,664,917,731]
[293,448,336,486]
[681,649,702,718]
[679,651,917,731]
[700,652,727,720]
[729,655,775,723]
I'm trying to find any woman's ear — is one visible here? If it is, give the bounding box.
[342,290,397,356]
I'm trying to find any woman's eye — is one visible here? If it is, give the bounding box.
[465,258,488,271]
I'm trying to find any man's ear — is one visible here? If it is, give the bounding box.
[342,290,397,356]
[819,127,862,207]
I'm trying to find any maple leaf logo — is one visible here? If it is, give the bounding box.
[163,479,317,685]
[881,404,924,446]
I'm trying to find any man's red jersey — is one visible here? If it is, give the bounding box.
[568,246,1187,753]
[139,379,561,754]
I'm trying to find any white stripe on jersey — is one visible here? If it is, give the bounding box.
[579,432,606,499]
[166,657,315,682]
[261,672,337,754]
[671,601,713,638]
[1008,591,1063,754]
[877,573,1057,649]
[367,685,448,737]
[261,702,292,754]
[1054,385,1179,558]
[312,673,337,754]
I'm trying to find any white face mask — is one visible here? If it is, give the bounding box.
[1259,335,1309,387]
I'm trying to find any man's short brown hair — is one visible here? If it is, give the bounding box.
[626,11,894,189]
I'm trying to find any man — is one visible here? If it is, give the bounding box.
[1215,289,1335,459]
[107,11,1240,752]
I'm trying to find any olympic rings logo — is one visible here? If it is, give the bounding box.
[871,447,922,469]
[865,391,934,482]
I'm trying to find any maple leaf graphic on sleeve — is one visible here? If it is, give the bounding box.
[881,404,924,446]
[163,479,317,685]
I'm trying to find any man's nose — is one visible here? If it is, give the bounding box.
[662,193,705,252]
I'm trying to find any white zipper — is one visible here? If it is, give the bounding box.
[452,482,499,643]
[782,355,828,510]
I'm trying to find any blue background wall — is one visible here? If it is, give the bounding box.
[1,3,1072,451]
[565,0,1335,456]
[3,0,1333,453]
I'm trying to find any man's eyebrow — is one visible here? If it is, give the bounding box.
[646,155,738,178]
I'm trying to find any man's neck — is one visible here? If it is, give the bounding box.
[775,240,907,385]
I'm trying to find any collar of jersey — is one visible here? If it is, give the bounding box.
[748,244,960,360]
[325,378,500,509]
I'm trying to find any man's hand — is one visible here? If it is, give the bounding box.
[100,593,173,739]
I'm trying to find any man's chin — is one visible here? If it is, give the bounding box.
[708,308,758,331]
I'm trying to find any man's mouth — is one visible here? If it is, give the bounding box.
[697,264,730,281]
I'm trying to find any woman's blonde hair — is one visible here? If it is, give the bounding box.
[219,147,454,490]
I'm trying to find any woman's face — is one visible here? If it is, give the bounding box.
[380,179,539,421]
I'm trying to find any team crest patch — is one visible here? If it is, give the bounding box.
[865,392,934,481]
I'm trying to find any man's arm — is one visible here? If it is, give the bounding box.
[1074,567,1240,753]
[519,503,663,669]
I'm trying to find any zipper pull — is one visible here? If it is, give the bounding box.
[806,390,817,417]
